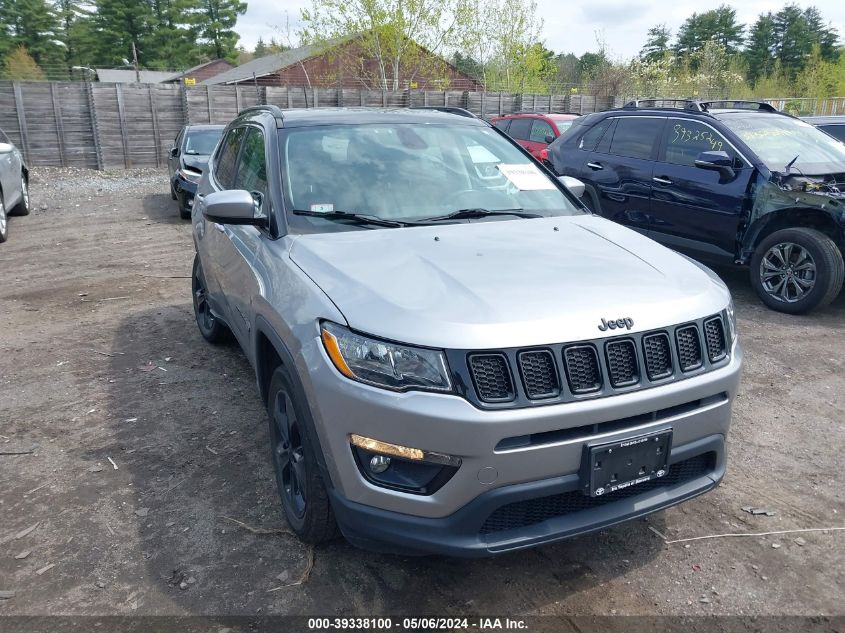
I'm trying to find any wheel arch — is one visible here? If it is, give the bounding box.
[743,207,843,257]
[253,317,335,487]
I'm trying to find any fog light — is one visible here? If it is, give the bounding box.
[369,455,391,474]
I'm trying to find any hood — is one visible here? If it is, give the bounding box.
[290,215,731,349]
[182,155,209,171]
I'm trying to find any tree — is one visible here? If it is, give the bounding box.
[301,0,469,91]
[253,36,267,57]
[91,0,155,67]
[196,0,246,63]
[147,0,205,69]
[2,44,46,79]
[745,12,777,85]
[639,24,671,62]
[452,51,482,79]
[769,4,839,82]
[54,0,98,70]
[674,5,743,60]
[0,0,64,74]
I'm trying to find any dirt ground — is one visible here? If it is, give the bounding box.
[1,168,844,623]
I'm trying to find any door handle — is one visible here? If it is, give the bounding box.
[652,176,673,185]
[586,162,603,170]
[214,223,226,233]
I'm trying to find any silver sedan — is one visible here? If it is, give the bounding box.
[0,128,30,244]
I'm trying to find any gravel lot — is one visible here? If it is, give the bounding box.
[0,168,843,623]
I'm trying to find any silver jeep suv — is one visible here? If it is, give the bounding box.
[191,106,742,557]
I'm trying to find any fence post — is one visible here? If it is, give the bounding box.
[235,86,242,113]
[480,91,485,118]
[148,85,162,168]
[180,84,190,126]
[12,83,31,164]
[337,87,343,107]
[86,82,103,170]
[50,83,67,167]
[444,91,448,106]
[115,83,131,169]
[207,86,214,123]
[382,90,387,107]
[314,88,318,107]
[499,93,503,116]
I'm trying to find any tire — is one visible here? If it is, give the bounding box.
[750,227,844,314]
[178,192,191,220]
[0,192,8,244]
[170,181,177,201]
[267,365,338,544]
[191,254,228,343]
[10,174,29,216]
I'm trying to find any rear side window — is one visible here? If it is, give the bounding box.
[508,118,533,141]
[578,118,611,151]
[822,124,845,143]
[214,127,246,189]
[234,127,268,205]
[529,119,555,143]
[493,119,510,132]
[661,119,735,166]
[607,117,664,160]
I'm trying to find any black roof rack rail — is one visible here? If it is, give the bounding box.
[623,98,707,112]
[410,106,477,118]
[697,100,779,112]
[238,104,285,127]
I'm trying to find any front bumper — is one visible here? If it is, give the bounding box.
[297,335,742,554]
[330,434,724,557]
[173,174,199,196]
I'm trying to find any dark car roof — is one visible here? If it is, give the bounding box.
[255,107,487,128]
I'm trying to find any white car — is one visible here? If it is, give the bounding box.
[0,127,30,244]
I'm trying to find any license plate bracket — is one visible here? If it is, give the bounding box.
[584,429,672,497]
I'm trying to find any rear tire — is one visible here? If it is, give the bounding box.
[267,365,338,544]
[750,227,844,314]
[10,174,29,216]
[191,254,228,343]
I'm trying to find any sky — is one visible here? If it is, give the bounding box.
[235,0,845,60]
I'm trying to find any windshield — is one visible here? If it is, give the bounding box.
[184,129,223,156]
[281,123,583,229]
[721,114,845,174]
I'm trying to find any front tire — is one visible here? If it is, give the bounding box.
[0,193,8,243]
[267,365,338,544]
[10,174,29,216]
[191,254,227,343]
[178,191,191,220]
[750,227,844,314]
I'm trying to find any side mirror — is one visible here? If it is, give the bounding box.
[169,147,179,158]
[544,134,556,144]
[559,175,585,198]
[0,142,14,154]
[694,150,735,178]
[202,190,266,226]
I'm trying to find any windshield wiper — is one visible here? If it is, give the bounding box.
[415,208,541,223]
[292,209,406,228]
[784,154,800,173]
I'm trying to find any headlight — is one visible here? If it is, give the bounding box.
[726,299,737,344]
[179,168,202,182]
[320,322,452,393]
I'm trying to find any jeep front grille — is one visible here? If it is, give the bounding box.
[605,339,638,387]
[457,314,729,409]
[643,332,673,380]
[518,350,560,399]
[676,325,703,372]
[563,345,602,394]
[468,353,514,402]
[703,317,727,362]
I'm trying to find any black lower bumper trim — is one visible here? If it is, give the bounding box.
[329,434,725,557]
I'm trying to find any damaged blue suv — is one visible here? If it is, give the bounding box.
[549,100,845,314]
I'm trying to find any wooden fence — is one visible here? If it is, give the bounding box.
[0,80,621,169]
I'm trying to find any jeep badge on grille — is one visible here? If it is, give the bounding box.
[598,317,634,332]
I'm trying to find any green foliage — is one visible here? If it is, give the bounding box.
[640,24,671,62]
[674,5,744,60]
[196,0,246,63]
[2,44,46,79]
[0,0,65,75]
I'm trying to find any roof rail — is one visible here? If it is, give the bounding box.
[623,99,705,112]
[698,100,779,112]
[238,104,285,127]
[410,106,477,119]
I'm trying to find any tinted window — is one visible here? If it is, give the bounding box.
[184,128,224,156]
[821,124,845,143]
[234,127,268,206]
[529,119,555,143]
[662,120,734,166]
[607,117,664,159]
[214,127,246,189]
[508,118,533,141]
[579,118,611,151]
[493,119,510,132]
